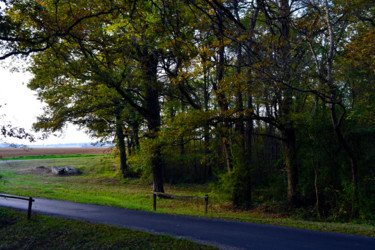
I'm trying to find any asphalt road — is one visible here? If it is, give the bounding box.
[0,195,374,249]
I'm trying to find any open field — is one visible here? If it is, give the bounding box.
[0,147,111,158]
[1,156,375,237]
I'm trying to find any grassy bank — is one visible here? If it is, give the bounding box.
[0,208,215,249]
[0,156,374,237]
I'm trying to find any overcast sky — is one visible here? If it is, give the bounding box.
[0,61,95,145]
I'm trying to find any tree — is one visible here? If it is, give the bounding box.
[19,0,169,192]
[0,105,35,149]
[3,0,375,219]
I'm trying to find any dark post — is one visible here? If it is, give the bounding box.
[153,193,156,211]
[27,197,33,220]
[205,195,208,214]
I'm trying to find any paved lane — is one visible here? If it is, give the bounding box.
[0,195,374,249]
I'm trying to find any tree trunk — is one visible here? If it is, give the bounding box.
[244,4,258,159]
[126,135,132,156]
[115,110,127,177]
[279,0,299,207]
[311,148,321,219]
[203,66,211,179]
[143,49,164,193]
[147,103,164,193]
[324,0,358,215]
[214,9,232,172]
[231,0,255,208]
[132,120,140,151]
[331,104,358,215]
[235,39,245,144]
[245,82,253,156]
[282,127,299,206]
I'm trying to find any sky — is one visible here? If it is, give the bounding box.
[0,60,96,145]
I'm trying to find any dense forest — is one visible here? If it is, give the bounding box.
[1,0,374,221]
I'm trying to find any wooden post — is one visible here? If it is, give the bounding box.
[27,197,33,220]
[153,193,156,211]
[205,195,208,214]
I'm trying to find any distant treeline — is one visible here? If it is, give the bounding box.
[0,143,112,148]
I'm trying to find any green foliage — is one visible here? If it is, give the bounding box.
[359,177,375,221]
[127,146,153,184]
[2,0,375,221]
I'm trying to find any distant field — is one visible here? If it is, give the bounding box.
[0,147,111,158]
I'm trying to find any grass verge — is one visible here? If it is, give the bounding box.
[0,156,374,237]
[0,208,216,249]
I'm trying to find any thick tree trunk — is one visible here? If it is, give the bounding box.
[214,10,232,172]
[147,99,164,193]
[280,90,299,207]
[279,0,299,207]
[143,50,164,193]
[282,127,299,206]
[115,111,127,177]
[150,143,164,193]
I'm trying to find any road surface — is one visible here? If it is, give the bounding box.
[0,195,374,249]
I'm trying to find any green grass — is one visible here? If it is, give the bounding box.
[1,156,375,237]
[1,154,110,161]
[0,208,216,249]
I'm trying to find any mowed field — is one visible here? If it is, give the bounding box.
[0,147,111,158]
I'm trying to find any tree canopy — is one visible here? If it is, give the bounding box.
[1,0,375,220]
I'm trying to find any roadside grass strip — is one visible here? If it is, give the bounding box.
[0,208,216,249]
